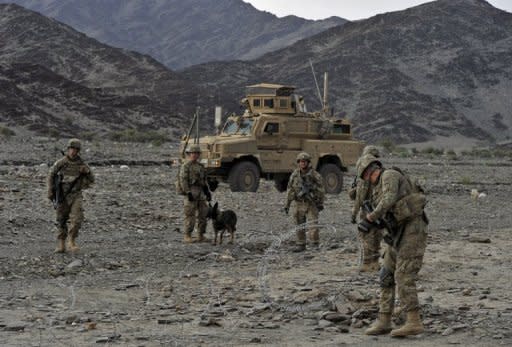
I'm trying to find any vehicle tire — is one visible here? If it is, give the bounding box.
[274,175,289,193]
[228,162,260,192]
[319,163,343,194]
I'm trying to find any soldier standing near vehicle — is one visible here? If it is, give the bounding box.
[178,145,212,243]
[348,145,383,272]
[358,156,428,337]
[47,139,94,253]
[284,152,325,252]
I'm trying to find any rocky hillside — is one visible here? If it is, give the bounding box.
[0,4,201,138]
[3,0,346,69]
[183,0,512,145]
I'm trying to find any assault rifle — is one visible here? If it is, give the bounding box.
[297,179,314,201]
[52,172,64,209]
[358,200,402,246]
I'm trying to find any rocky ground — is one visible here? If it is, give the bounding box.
[1,137,511,346]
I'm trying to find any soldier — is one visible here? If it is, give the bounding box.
[284,152,325,252]
[358,156,428,337]
[348,145,382,272]
[47,138,94,253]
[178,145,211,243]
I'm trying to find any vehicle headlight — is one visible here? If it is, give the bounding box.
[208,159,221,167]
[200,158,221,167]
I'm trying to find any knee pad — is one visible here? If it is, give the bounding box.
[379,267,395,288]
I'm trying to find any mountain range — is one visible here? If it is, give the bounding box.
[2,0,346,69]
[0,3,201,138]
[1,0,511,146]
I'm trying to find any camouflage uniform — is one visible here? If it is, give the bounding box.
[179,158,209,240]
[353,177,382,267]
[349,146,383,270]
[47,142,94,248]
[285,160,325,248]
[368,169,427,315]
[363,160,428,337]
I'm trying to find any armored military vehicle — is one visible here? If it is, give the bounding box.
[181,82,364,194]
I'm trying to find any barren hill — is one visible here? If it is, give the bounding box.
[3,0,346,69]
[0,4,201,138]
[183,0,512,145]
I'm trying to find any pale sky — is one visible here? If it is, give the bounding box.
[244,0,512,20]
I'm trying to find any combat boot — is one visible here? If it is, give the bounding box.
[365,313,392,335]
[310,242,320,249]
[68,237,80,252]
[197,233,209,243]
[183,233,194,243]
[309,230,320,250]
[294,229,307,252]
[390,310,424,337]
[54,239,66,253]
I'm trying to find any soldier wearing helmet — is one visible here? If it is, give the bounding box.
[360,156,428,337]
[47,138,94,253]
[348,145,383,272]
[284,152,325,252]
[178,144,212,243]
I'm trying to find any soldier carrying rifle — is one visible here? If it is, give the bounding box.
[47,139,94,253]
[284,152,325,252]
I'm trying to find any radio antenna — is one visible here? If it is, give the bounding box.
[309,59,324,108]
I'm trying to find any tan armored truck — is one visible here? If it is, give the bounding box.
[181,83,364,194]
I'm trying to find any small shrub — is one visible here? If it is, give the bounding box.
[395,146,410,158]
[422,147,443,156]
[446,149,458,160]
[109,129,168,143]
[152,138,164,147]
[458,176,472,185]
[471,149,492,158]
[0,126,16,138]
[380,138,396,153]
[48,128,60,139]
[80,131,96,141]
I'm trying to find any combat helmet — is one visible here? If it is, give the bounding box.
[362,145,380,158]
[67,138,81,150]
[186,144,202,153]
[296,152,311,162]
[357,154,382,178]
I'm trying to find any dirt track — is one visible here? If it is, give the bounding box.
[1,138,511,346]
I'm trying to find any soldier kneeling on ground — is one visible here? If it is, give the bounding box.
[284,152,325,252]
[358,156,428,337]
[47,138,95,253]
[177,145,212,243]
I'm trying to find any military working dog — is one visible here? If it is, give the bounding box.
[207,202,237,245]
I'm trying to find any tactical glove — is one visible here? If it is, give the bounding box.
[283,206,290,215]
[351,214,357,224]
[317,204,324,212]
[187,192,195,202]
[79,165,90,174]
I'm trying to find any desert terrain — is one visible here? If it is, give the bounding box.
[0,138,511,346]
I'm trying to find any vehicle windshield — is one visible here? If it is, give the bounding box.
[221,118,254,135]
